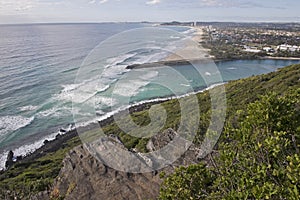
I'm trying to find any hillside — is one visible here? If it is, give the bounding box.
[0,64,299,199]
[160,75,300,199]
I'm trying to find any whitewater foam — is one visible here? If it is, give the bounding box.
[19,105,39,112]
[0,130,61,169]
[76,82,225,130]
[0,115,34,136]
[180,83,191,87]
[95,96,118,107]
[0,82,224,169]
[56,80,109,104]
[112,70,158,97]
[106,52,138,66]
[227,67,237,70]
[38,106,67,118]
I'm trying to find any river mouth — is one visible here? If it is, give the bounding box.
[0,23,300,169]
[1,59,299,170]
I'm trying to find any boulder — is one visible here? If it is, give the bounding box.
[5,150,14,169]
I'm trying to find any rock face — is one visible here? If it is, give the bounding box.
[146,128,178,152]
[50,145,162,200]
[46,128,201,200]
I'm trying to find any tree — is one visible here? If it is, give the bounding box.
[159,89,300,199]
[159,164,214,200]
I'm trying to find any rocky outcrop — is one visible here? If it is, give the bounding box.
[5,150,14,169]
[126,59,213,69]
[49,145,162,200]
[45,128,201,200]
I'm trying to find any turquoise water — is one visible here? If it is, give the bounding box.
[125,59,300,102]
[0,23,299,168]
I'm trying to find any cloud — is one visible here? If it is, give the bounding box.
[99,0,108,4]
[0,0,67,13]
[146,0,160,5]
[88,0,108,4]
[15,4,34,11]
[88,0,97,4]
[198,0,262,8]
[199,0,221,7]
[0,0,37,12]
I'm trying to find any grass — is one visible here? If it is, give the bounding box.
[0,136,81,199]
[0,64,299,199]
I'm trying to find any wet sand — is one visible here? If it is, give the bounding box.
[163,26,213,62]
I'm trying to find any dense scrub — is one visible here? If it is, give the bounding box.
[160,89,300,199]
[0,64,299,199]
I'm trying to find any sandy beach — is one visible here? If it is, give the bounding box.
[163,26,214,61]
[262,56,300,60]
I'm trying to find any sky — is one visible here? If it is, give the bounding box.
[0,0,299,24]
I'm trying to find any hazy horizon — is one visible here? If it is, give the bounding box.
[1,20,300,26]
[0,0,299,24]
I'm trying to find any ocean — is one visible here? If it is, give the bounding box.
[0,23,299,169]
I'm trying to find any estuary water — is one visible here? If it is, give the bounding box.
[0,23,299,168]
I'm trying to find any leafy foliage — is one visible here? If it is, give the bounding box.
[160,89,300,199]
[0,64,299,199]
[160,164,214,200]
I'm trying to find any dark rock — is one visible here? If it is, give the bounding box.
[5,150,14,169]
[146,128,178,151]
[55,134,62,139]
[60,128,67,133]
[43,139,49,145]
[16,155,22,161]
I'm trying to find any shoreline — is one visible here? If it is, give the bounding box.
[3,56,300,170]
[0,26,216,170]
[260,56,300,60]
[126,56,300,70]
[2,25,300,171]
[2,82,224,171]
[163,26,213,62]
[4,56,300,170]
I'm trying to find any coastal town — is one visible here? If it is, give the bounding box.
[199,22,300,59]
[1,20,300,199]
[162,22,300,60]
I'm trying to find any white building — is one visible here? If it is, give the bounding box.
[244,45,261,53]
[277,44,300,52]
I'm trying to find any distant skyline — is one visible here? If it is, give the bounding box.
[0,0,299,24]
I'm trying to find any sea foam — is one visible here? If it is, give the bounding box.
[0,115,34,136]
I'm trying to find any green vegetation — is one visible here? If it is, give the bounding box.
[0,136,81,199]
[159,163,215,199]
[203,42,266,60]
[159,65,300,199]
[0,64,299,199]
[160,65,300,199]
